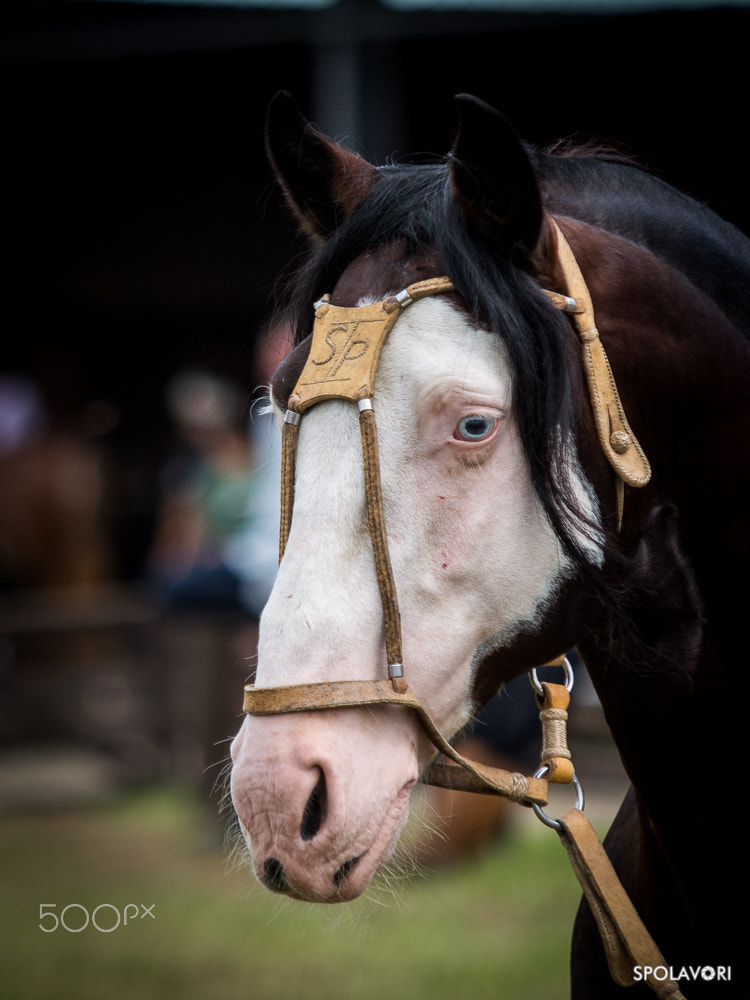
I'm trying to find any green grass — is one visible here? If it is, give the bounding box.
[0,786,585,1000]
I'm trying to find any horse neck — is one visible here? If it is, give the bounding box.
[538,151,750,339]
[562,217,750,569]
[563,219,749,837]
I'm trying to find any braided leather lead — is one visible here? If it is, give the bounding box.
[279,418,298,563]
[359,403,406,691]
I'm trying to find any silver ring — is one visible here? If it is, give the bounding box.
[531,765,585,830]
[529,656,574,697]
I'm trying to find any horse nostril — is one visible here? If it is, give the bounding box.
[262,857,291,893]
[300,770,327,841]
[333,856,361,889]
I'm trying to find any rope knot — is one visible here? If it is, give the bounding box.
[538,682,575,784]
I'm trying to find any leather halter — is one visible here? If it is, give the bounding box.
[242,220,651,808]
[240,224,683,998]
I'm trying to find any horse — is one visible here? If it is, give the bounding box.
[230,92,750,997]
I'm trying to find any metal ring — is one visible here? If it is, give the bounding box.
[531,765,585,830]
[529,656,574,697]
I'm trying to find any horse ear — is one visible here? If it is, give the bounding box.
[265,91,378,239]
[449,95,543,257]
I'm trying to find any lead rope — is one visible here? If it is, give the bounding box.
[538,226,681,997]
[529,661,687,1000]
[558,809,687,1000]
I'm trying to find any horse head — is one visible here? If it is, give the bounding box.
[230,93,620,903]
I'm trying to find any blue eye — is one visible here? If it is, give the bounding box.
[454,414,497,442]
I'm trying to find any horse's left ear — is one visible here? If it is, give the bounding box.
[265,91,378,240]
[449,95,543,257]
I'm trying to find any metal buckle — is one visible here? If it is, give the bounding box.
[532,766,585,830]
[529,656,574,697]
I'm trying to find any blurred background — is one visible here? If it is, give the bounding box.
[0,1,746,996]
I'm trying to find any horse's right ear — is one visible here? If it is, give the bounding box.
[449,95,543,258]
[265,91,378,240]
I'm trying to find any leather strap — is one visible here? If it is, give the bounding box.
[548,220,651,527]
[278,277,455,685]
[287,277,456,413]
[558,809,687,999]
[243,678,549,806]
[537,681,575,784]
[279,417,299,562]
[359,403,405,688]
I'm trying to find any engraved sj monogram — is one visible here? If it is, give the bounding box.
[309,320,373,381]
[289,300,402,411]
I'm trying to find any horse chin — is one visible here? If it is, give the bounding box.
[270,785,414,903]
[230,710,422,903]
[235,779,415,904]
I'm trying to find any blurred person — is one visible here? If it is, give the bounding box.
[145,340,287,807]
[147,367,264,611]
[146,318,289,619]
[221,397,281,619]
[222,322,290,619]
[0,374,136,770]
[0,373,112,590]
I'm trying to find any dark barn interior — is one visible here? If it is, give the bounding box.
[1,1,748,815]
[4,0,749,581]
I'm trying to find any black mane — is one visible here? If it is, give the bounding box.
[274,143,750,607]
[281,161,600,584]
